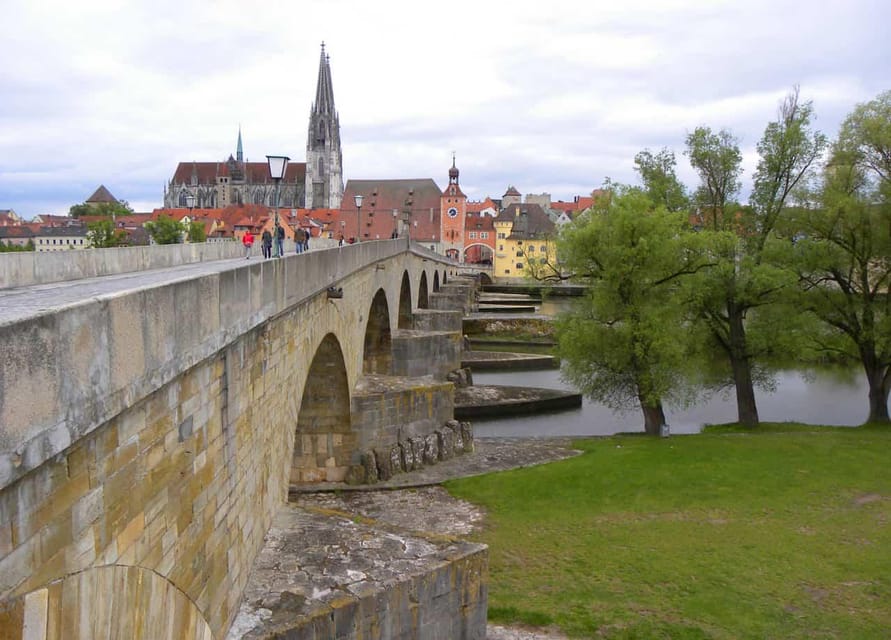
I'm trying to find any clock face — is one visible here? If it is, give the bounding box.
[447,207,458,218]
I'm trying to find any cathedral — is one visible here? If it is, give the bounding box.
[164,44,344,211]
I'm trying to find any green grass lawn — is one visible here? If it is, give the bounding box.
[445,424,891,639]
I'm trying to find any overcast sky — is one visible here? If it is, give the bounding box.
[2,0,887,219]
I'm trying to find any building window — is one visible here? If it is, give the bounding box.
[504,269,510,274]
[497,232,505,239]
[498,244,503,251]
[540,245,547,252]
[480,232,488,239]
[516,263,524,270]
[528,245,535,252]
[469,232,477,239]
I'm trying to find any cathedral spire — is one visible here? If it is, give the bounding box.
[236,125,243,164]
[306,41,343,209]
[312,41,336,117]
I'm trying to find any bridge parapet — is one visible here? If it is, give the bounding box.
[0,240,428,490]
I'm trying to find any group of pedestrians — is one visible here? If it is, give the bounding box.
[242,224,310,259]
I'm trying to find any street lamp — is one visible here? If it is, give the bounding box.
[266,154,290,257]
[184,194,196,243]
[354,194,363,243]
[392,209,398,239]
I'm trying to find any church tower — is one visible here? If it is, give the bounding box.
[305,42,344,209]
[440,154,467,262]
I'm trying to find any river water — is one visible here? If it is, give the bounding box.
[471,367,871,437]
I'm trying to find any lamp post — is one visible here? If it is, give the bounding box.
[266,154,290,257]
[392,209,398,239]
[354,194,363,243]
[184,194,196,243]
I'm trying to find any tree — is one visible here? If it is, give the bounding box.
[87,218,127,248]
[555,187,711,434]
[186,220,206,243]
[685,92,825,428]
[634,148,689,213]
[69,201,133,218]
[784,91,891,423]
[685,127,742,230]
[145,215,184,245]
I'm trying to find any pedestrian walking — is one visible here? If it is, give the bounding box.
[295,227,306,254]
[261,229,272,259]
[274,223,285,258]
[242,230,254,259]
[303,229,310,252]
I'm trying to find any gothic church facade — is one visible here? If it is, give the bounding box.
[164,44,344,211]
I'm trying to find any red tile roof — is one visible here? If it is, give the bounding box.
[170,160,306,185]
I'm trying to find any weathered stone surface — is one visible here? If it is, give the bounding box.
[406,437,424,471]
[423,434,439,465]
[390,443,406,476]
[227,504,487,640]
[461,421,475,453]
[375,448,394,481]
[437,428,455,461]
[446,367,473,387]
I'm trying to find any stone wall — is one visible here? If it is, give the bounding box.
[0,245,468,639]
[0,237,345,289]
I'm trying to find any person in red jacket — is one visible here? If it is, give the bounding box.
[242,230,254,259]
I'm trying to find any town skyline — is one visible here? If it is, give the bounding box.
[2,0,888,219]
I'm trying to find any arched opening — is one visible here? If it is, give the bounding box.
[418,272,429,309]
[5,566,211,640]
[398,271,413,329]
[293,333,353,483]
[463,243,493,265]
[363,289,392,374]
[433,271,440,292]
[442,270,448,285]
[479,271,493,285]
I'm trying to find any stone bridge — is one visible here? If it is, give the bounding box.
[0,241,488,639]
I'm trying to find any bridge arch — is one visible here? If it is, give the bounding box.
[292,333,353,483]
[433,271,440,292]
[363,288,392,374]
[3,565,210,640]
[398,271,412,329]
[418,272,429,309]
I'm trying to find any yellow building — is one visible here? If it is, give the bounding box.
[493,203,557,280]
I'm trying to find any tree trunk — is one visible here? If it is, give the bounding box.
[728,303,759,428]
[640,400,667,436]
[864,364,890,424]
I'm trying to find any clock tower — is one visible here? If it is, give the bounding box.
[440,154,467,262]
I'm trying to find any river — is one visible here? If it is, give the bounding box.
[471,367,871,437]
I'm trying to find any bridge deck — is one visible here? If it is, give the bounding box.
[0,256,252,326]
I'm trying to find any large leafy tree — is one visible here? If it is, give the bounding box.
[70,201,133,218]
[555,187,711,434]
[186,220,206,243]
[87,218,127,248]
[145,215,184,245]
[785,90,891,423]
[686,90,826,427]
[634,148,689,213]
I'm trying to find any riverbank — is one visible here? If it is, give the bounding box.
[446,423,891,638]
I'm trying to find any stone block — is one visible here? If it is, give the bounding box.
[361,451,379,485]
[422,435,439,466]
[390,444,406,476]
[436,428,455,461]
[460,422,474,453]
[374,448,393,481]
